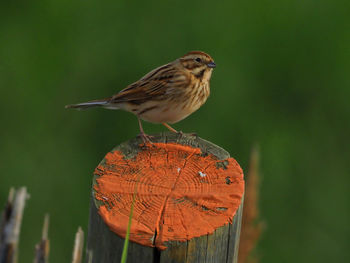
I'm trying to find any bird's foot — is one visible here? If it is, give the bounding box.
[138,132,154,146]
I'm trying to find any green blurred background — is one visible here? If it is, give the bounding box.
[1,0,349,262]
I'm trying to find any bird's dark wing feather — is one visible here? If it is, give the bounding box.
[109,64,188,105]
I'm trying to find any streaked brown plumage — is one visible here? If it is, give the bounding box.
[65,51,216,142]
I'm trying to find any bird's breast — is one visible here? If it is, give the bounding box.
[141,83,209,124]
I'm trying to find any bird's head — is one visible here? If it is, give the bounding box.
[179,51,216,80]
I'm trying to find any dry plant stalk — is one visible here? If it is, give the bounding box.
[238,146,264,263]
[1,188,84,263]
[0,187,29,263]
[0,188,15,241]
[34,214,50,263]
[72,227,84,263]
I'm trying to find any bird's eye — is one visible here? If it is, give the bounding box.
[195,57,201,62]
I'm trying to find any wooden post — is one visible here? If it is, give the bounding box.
[87,132,244,263]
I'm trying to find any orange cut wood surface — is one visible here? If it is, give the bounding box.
[94,142,244,250]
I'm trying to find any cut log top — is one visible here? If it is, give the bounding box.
[91,132,244,251]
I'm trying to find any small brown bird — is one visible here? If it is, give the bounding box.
[65,51,216,142]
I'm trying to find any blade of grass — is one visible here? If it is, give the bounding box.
[120,193,136,263]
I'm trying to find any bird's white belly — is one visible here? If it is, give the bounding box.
[140,104,193,124]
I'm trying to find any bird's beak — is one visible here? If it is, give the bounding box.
[207,61,216,68]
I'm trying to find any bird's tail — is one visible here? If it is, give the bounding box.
[65,99,110,110]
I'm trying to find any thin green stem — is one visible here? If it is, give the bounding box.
[121,192,136,263]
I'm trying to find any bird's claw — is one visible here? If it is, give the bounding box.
[138,132,154,146]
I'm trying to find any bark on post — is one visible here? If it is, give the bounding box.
[87,132,245,263]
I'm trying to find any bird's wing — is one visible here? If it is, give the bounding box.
[110,64,189,105]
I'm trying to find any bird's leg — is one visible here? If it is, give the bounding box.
[137,116,153,144]
[162,123,198,137]
[162,123,178,133]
